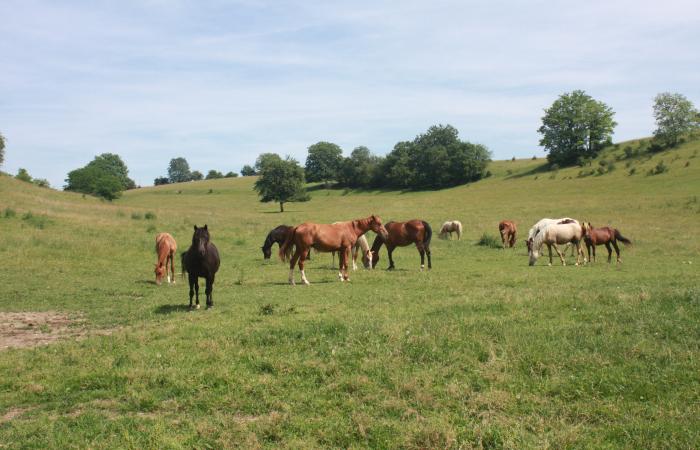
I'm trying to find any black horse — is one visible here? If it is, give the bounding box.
[182,225,220,309]
[261,225,293,259]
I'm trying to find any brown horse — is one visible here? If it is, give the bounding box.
[279,215,388,285]
[498,220,517,248]
[154,232,177,285]
[581,222,632,263]
[371,220,433,270]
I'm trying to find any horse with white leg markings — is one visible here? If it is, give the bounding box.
[528,221,585,266]
[439,220,462,240]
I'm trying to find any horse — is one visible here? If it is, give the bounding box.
[261,225,293,259]
[154,232,177,285]
[528,221,585,266]
[498,220,517,248]
[331,225,372,270]
[439,220,462,240]
[526,217,579,255]
[181,225,220,309]
[279,215,388,285]
[371,220,432,270]
[581,222,632,263]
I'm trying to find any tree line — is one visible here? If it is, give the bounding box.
[153,157,239,185]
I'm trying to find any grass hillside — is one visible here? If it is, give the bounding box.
[1,138,699,448]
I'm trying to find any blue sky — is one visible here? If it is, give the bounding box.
[1,0,699,187]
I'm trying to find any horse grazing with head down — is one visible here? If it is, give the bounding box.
[526,217,579,255]
[279,215,388,285]
[182,225,220,309]
[528,221,585,266]
[261,225,293,259]
[498,220,517,248]
[371,219,432,270]
[154,232,177,285]
[581,222,632,263]
[439,220,462,240]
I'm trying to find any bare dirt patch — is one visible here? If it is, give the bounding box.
[0,312,112,350]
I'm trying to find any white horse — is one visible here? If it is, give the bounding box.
[331,234,372,270]
[528,221,585,266]
[439,220,462,240]
[526,217,579,254]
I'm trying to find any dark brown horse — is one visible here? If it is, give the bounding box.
[261,225,293,259]
[371,220,432,270]
[498,220,517,248]
[581,222,632,263]
[182,225,220,309]
[279,215,388,285]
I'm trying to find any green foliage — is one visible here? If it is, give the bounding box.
[189,170,203,181]
[476,232,501,248]
[131,212,142,220]
[254,153,282,173]
[65,154,133,200]
[653,92,699,149]
[167,157,191,183]
[153,176,170,186]
[337,146,383,189]
[538,90,617,166]
[86,153,136,190]
[205,170,224,180]
[253,155,309,212]
[144,211,156,220]
[648,160,669,176]
[15,168,33,183]
[21,211,52,229]
[32,178,50,188]
[224,171,238,178]
[3,207,16,218]
[0,131,5,167]
[629,167,637,176]
[240,165,256,176]
[305,142,343,184]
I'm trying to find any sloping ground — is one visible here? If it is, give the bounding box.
[0,138,698,448]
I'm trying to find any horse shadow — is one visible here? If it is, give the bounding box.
[154,304,191,315]
[135,280,158,285]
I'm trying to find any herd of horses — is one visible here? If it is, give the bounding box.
[153,216,632,308]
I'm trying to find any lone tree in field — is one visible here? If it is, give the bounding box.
[65,153,134,201]
[0,132,5,167]
[168,157,192,183]
[254,156,309,212]
[653,92,699,148]
[305,141,343,185]
[240,165,256,176]
[538,90,617,166]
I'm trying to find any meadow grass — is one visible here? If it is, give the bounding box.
[0,138,699,448]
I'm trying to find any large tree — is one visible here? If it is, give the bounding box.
[653,92,699,148]
[86,153,135,190]
[206,170,224,180]
[538,90,617,166]
[65,153,134,200]
[338,146,382,189]
[168,157,192,183]
[254,156,309,212]
[305,142,343,184]
[255,153,282,173]
[240,165,256,176]
[190,170,203,181]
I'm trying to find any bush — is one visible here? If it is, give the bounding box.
[628,167,637,176]
[3,208,16,218]
[648,161,668,176]
[131,212,142,220]
[596,167,606,175]
[476,233,501,248]
[144,211,156,220]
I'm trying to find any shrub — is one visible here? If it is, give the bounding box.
[260,303,275,315]
[144,211,156,220]
[648,161,668,176]
[628,167,637,176]
[131,212,142,220]
[3,208,16,218]
[685,161,690,167]
[596,166,606,176]
[607,162,616,172]
[476,233,501,248]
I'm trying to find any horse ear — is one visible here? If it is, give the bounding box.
[193,225,198,231]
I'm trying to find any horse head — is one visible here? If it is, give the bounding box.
[154,264,165,285]
[362,249,373,269]
[528,246,539,266]
[261,246,272,259]
[192,224,210,257]
[370,250,380,268]
[369,215,389,240]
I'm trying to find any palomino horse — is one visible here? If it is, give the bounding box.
[371,220,433,270]
[279,215,388,285]
[581,222,632,263]
[182,225,220,309]
[498,220,517,248]
[261,225,293,259]
[526,217,579,255]
[154,232,177,285]
[439,220,462,240]
[528,221,585,266]
[332,234,372,271]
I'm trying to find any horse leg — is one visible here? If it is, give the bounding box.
[547,243,553,266]
[426,243,432,269]
[553,244,566,266]
[289,248,301,285]
[344,246,351,280]
[351,245,358,271]
[612,240,621,263]
[387,246,396,270]
[188,274,196,309]
[500,230,506,249]
[605,242,613,263]
[416,242,425,271]
[299,250,310,285]
[205,275,214,308]
[169,252,175,284]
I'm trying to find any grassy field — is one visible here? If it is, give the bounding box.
[1,138,699,448]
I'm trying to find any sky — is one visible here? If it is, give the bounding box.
[1,0,699,188]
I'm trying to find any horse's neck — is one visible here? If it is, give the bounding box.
[263,233,274,249]
[370,234,384,252]
[157,246,170,265]
[357,235,369,252]
[351,219,371,237]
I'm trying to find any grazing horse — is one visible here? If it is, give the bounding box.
[182,225,220,309]
[154,232,177,285]
[371,220,433,270]
[581,222,632,263]
[498,220,517,248]
[439,220,462,240]
[528,221,585,266]
[332,234,372,271]
[279,215,388,285]
[261,225,293,259]
[526,217,579,255]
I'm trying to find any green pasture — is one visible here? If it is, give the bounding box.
[0,139,699,448]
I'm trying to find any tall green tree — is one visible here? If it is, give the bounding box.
[190,170,203,181]
[65,165,123,200]
[86,153,135,190]
[168,157,191,183]
[337,146,382,189]
[305,142,343,184]
[254,156,309,212]
[538,90,617,166]
[240,165,256,176]
[255,153,282,173]
[16,168,32,183]
[653,92,699,148]
[206,170,224,180]
[0,132,5,167]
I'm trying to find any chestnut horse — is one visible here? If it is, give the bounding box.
[498,220,517,248]
[261,225,293,259]
[154,232,177,285]
[332,234,372,271]
[371,220,433,270]
[182,225,220,309]
[581,222,632,263]
[279,215,388,285]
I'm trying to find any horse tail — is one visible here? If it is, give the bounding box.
[180,251,188,278]
[614,229,632,246]
[422,221,433,246]
[279,227,297,262]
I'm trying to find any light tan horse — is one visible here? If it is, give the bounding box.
[439,220,462,240]
[528,222,585,266]
[280,216,388,285]
[154,232,177,285]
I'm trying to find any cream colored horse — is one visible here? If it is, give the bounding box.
[439,220,462,240]
[528,221,585,266]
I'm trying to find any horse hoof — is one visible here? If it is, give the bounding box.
[547,263,552,266]
[303,281,310,286]
[206,305,213,310]
[195,304,200,310]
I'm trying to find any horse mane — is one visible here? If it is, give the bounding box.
[262,231,275,250]
[357,234,370,252]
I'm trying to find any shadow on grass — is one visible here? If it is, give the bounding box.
[135,279,158,285]
[154,304,191,314]
[504,163,551,179]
